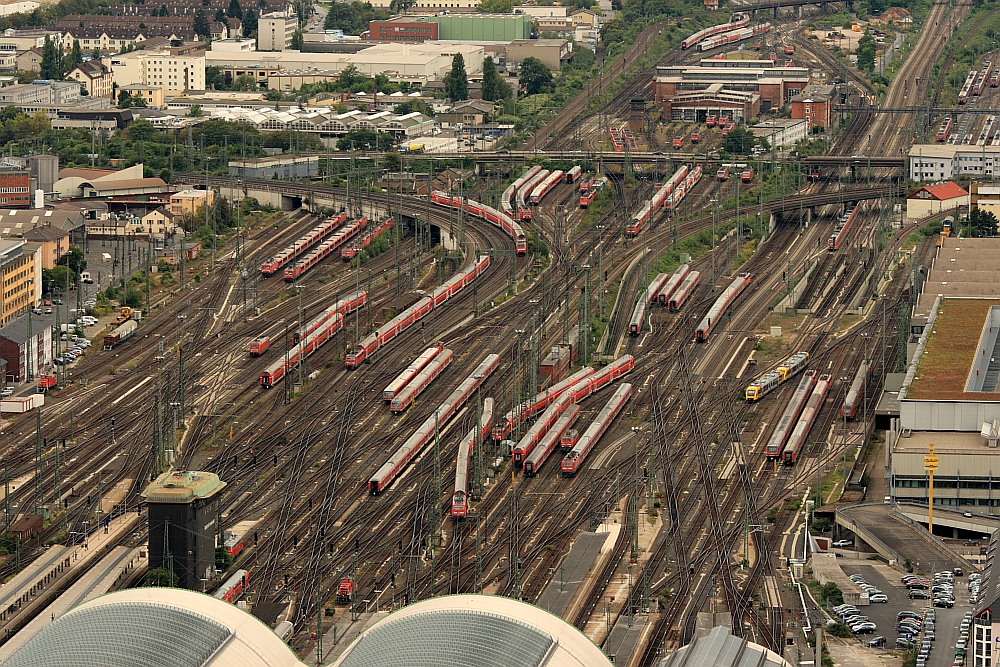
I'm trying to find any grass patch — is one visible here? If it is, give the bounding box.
[909,297,1000,399]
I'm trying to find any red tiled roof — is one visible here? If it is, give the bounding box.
[916,182,968,201]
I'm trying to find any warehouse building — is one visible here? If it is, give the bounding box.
[653,59,810,117]
[890,238,1000,514]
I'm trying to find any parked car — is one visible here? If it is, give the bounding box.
[868,636,886,648]
[870,594,889,603]
[833,539,854,548]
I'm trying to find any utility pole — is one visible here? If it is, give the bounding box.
[581,264,592,365]
[430,411,441,555]
[177,314,187,423]
[34,409,40,513]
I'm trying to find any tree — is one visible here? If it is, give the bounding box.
[857,30,876,72]
[518,56,552,95]
[146,567,178,587]
[226,0,243,18]
[68,40,83,69]
[290,28,303,49]
[117,91,148,108]
[443,52,469,101]
[188,104,204,117]
[242,7,258,34]
[214,7,228,25]
[205,65,225,90]
[723,126,757,155]
[193,8,211,38]
[969,208,999,237]
[390,0,415,13]
[324,1,390,35]
[337,63,368,90]
[477,0,513,11]
[40,35,63,80]
[336,129,397,151]
[56,246,87,275]
[393,99,434,116]
[232,73,258,90]
[43,265,75,293]
[481,56,511,102]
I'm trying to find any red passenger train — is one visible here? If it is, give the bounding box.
[259,314,344,387]
[283,217,367,281]
[213,569,251,604]
[345,255,490,368]
[260,213,348,276]
[342,218,393,261]
[452,398,495,518]
[695,273,751,342]
[560,383,633,476]
[429,191,527,255]
[369,354,500,494]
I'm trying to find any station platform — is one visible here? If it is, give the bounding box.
[0,509,141,643]
[0,545,142,659]
[536,530,610,618]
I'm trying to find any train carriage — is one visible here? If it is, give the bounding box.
[656,264,690,306]
[681,12,750,49]
[764,370,816,460]
[842,360,871,420]
[560,383,633,476]
[452,398,494,518]
[783,373,831,464]
[695,273,751,342]
[669,271,701,311]
[213,569,251,604]
[370,354,499,494]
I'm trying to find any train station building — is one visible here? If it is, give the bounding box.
[889,238,1000,515]
[653,59,810,118]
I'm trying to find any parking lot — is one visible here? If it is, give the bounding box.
[837,561,975,667]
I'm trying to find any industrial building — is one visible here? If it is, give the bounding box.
[905,181,969,220]
[653,59,810,120]
[789,83,839,131]
[909,144,1000,181]
[889,238,1000,513]
[0,309,50,384]
[143,470,226,590]
[749,119,809,150]
[205,42,486,85]
[228,155,319,180]
[0,165,31,208]
[371,14,533,42]
[4,588,304,667]
[209,107,437,146]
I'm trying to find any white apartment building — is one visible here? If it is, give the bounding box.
[258,10,296,51]
[110,50,206,96]
[909,144,1000,181]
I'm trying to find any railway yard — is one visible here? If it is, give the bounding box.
[0,1,995,665]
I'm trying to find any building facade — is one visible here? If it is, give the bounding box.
[909,145,1000,181]
[906,181,969,220]
[654,59,810,115]
[369,20,439,43]
[67,59,114,98]
[258,10,296,51]
[21,223,69,268]
[0,166,31,208]
[143,470,226,590]
[790,84,837,130]
[110,50,206,96]
[0,239,37,327]
[0,311,51,384]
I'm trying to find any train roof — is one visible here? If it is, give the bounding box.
[330,594,613,667]
[6,588,302,667]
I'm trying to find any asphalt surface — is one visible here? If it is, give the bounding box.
[839,560,973,667]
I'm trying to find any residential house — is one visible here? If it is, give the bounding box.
[138,208,178,238]
[20,222,69,269]
[906,181,970,221]
[438,100,495,126]
[15,47,42,72]
[67,59,114,98]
